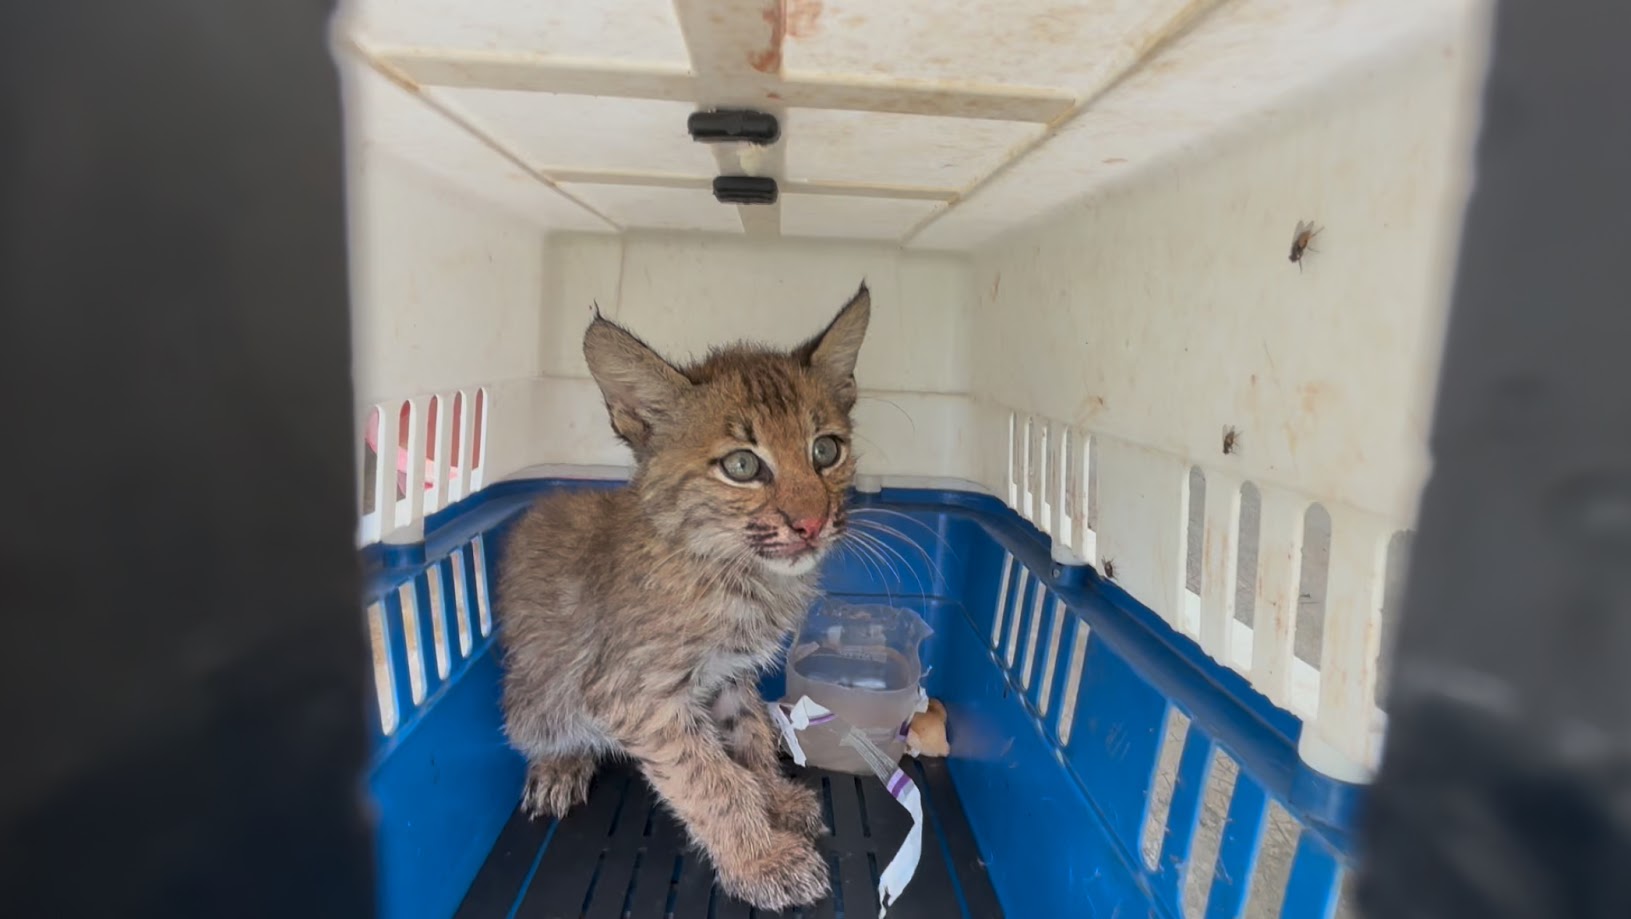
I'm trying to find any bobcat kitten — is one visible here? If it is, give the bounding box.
[496,284,871,910]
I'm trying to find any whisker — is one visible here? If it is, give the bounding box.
[836,536,895,607]
[849,433,890,463]
[847,528,925,603]
[841,528,893,587]
[842,533,900,605]
[856,395,918,434]
[848,521,939,600]
[850,517,950,580]
[851,507,963,562]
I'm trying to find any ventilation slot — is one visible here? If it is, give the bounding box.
[425,565,451,678]
[1020,590,1050,688]
[1037,422,1053,531]
[470,388,489,492]
[395,400,420,529]
[990,553,1017,649]
[1084,433,1100,562]
[450,549,475,655]
[425,394,446,514]
[1294,503,1332,671]
[1140,708,1192,870]
[1181,466,1206,639]
[471,534,494,636]
[450,391,469,502]
[361,406,382,523]
[1232,482,1263,671]
[1376,529,1414,707]
[1056,427,1075,548]
[396,583,427,703]
[1055,622,1091,746]
[1007,411,1022,508]
[1183,750,1239,919]
[1242,801,1302,917]
[366,601,397,734]
[1005,567,1031,667]
[1021,416,1036,520]
[1036,599,1068,715]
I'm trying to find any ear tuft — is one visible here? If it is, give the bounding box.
[582,316,690,456]
[795,281,871,410]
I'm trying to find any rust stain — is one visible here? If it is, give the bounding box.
[1101,157,1127,165]
[1278,382,1335,458]
[749,0,822,74]
[1074,394,1107,424]
[749,1,786,74]
[785,0,824,38]
[1297,382,1332,415]
[765,91,783,100]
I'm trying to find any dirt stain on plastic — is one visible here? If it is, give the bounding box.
[749,0,824,74]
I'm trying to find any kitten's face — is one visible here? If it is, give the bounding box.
[583,285,871,578]
[651,353,859,576]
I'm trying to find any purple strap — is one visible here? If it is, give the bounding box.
[886,769,910,799]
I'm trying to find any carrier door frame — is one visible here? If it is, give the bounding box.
[0,1,374,916]
[1361,1,1631,916]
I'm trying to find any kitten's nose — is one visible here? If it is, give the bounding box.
[790,516,826,542]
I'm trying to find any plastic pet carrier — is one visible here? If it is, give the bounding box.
[338,1,1495,917]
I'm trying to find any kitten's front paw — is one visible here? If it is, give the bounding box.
[522,756,594,819]
[768,778,828,838]
[717,831,831,911]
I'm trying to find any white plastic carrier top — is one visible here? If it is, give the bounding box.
[335,0,1495,781]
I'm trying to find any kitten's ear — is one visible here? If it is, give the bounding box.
[583,315,690,453]
[795,282,871,410]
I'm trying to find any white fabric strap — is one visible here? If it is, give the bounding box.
[769,695,925,916]
[875,767,924,918]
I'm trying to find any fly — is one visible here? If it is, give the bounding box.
[1289,220,1322,271]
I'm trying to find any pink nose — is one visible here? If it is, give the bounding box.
[790,516,826,541]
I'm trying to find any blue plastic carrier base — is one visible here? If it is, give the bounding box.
[452,758,1001,919]
[362,478,1362,919]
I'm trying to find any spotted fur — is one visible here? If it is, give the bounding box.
[496,283,871,911]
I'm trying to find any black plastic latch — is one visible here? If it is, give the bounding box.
[713,176,778,205]
[688,109,781,145]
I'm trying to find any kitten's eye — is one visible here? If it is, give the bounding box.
[812,435,842,470]
[720,450,763,483]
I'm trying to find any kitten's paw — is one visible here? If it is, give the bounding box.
[768,778,827,838]
[522,756,594,819]
[717,831,831,911]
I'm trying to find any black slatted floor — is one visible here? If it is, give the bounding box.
[455,758,1002,919]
